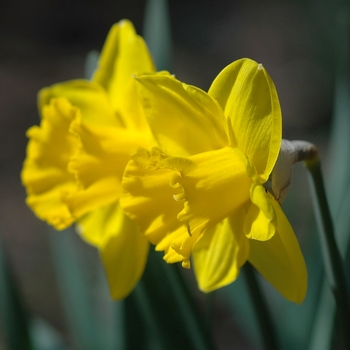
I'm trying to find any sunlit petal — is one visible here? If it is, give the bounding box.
[135,73,228,156]
[208,58,282,181]
[192,209,250,292]
[248,198,307,304]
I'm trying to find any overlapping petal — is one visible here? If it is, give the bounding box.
[248,198,307,304]
[208,58,282,182]
[192,209,250,292]
[77,202,149,300]
[135,74,228,156]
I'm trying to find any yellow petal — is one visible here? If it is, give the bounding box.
[78,202,149,300]
[21,98,80,229]
[208,58,282,181]
[244,183,276,240]
[39,80,118,127]
[93,20,155,130]
[135,73,228,156]
[248,198,307,304]
[192,209,250,292]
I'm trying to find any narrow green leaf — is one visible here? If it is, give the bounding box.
[306,157,350,350]
[308,4,350,349]
[93,264,122,350]
[309,181,350,350]
[126,249,214,350]
[243,263,279,350]
[327,78,350,214]
[84,50,100,81]
[219,274,262,350]
[0,232,33,350]
[30,318,67,350]
[143,0,172,70]
[49,227,103,350]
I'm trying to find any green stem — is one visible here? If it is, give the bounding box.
[243,262,279,350]
[306,156,350,349]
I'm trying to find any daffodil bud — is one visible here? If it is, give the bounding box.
[270,139,317,204]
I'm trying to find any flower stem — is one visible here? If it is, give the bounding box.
[243,262,279,350]
[305,154,350,349]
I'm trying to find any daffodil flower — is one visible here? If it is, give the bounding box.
[120,59,307,303]
[21,20,156,299]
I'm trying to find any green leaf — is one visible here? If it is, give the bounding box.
[49,227,113,350]
[84,50,100,81]
[30,318,67,350]
[123,249,214,350]
[143,0,172,70]
[0,232,33,350]
[308,5,350,349]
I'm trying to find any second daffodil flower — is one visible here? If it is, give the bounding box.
[120,58,307,304]
[21,20,156,299]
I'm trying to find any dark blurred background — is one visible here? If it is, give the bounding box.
[0,0,339,348]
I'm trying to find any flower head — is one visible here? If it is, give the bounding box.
[21,20,155,299]
[121,59,307,303]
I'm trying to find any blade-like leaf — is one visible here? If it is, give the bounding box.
[49,227,103,350]
[126,248,214,350]
[143,0,172,70]
[0,232,33,350]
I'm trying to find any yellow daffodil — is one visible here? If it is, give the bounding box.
[120,59,307,303]
[21,20,156,299]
